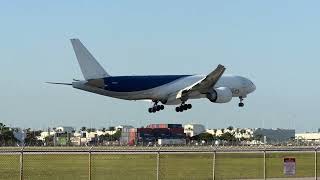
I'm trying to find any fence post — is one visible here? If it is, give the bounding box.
[264,148,266,180]
[315,147,318,180]
[213,149,216,180]
[89,146,93,180]
[20,146,24,180]
[156,147,161,180]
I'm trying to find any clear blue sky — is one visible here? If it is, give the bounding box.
[0,1,319,132]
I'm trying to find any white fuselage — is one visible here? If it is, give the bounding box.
[72,74,255,105]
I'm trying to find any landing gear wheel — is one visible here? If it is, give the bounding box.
[183,104,188,110]
[179,107,183,112]
[175,103,192,112]
[152,107,157,112]
[176,106,183,112]
[238,96,245,107]
[175,107,180,112]
[148,101,165,113]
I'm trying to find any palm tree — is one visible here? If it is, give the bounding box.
[227,126,234,131]
[81,126,87,131]
[221,129,225,134]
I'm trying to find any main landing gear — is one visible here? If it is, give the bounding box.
[175,103,192,112]
[238,96,244,107]
[148,101,164,113]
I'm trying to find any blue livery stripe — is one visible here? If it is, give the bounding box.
[103,75,190,92]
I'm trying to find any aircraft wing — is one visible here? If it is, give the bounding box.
[176,64,226,100]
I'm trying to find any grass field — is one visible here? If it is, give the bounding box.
[0,152,319,180]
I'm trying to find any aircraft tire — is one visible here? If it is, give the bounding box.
[152,107,157,112]
[183,105,188,110]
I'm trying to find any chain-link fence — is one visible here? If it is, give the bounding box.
[0,147,319,180]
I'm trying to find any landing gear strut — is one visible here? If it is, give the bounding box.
[148,101,164,113]
[238,96,244,107]
[175,102,192,112]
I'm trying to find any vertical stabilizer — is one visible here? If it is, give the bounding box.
[70,39,110,80]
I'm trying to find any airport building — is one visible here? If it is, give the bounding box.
[184,124,206,137]
[253,128,295,144]
[206,128,254,139]
[295,132,320,142]
[206,127,295,144]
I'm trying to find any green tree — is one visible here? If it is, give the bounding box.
[44,135,54,146]
[227,126,234,131]
[99,130,122,142]
[24,129,42,146]
[191,133,217,144]
[0,123,18,146]
[254,134,263,141]
[87,128,96,133]
[219,132,236,142]
[113,130,121,141]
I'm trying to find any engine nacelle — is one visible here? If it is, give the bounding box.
[206,87,233,103]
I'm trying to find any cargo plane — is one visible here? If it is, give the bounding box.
[48,39,256,113]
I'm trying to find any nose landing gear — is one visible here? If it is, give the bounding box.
[238,96,244,107]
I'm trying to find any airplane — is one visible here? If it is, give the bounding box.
[48,39,256,113]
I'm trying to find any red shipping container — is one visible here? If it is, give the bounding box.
[170,128,184,133]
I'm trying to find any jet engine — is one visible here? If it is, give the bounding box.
[206,87,233,103]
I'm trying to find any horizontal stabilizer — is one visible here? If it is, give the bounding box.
[46,82,72,86]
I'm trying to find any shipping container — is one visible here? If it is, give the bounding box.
[168,124,183,128]
[146,124,182,129]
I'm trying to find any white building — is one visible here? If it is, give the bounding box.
[295,132,320,142]
[206,128,254,139]
[205,127,294,144]
[184,124,205,137]
[55,127,75,134]
[38,130,55,141]
[37,126,75,141]
[116,125,134,132]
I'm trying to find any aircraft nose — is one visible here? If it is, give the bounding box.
[248,80,256,94]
